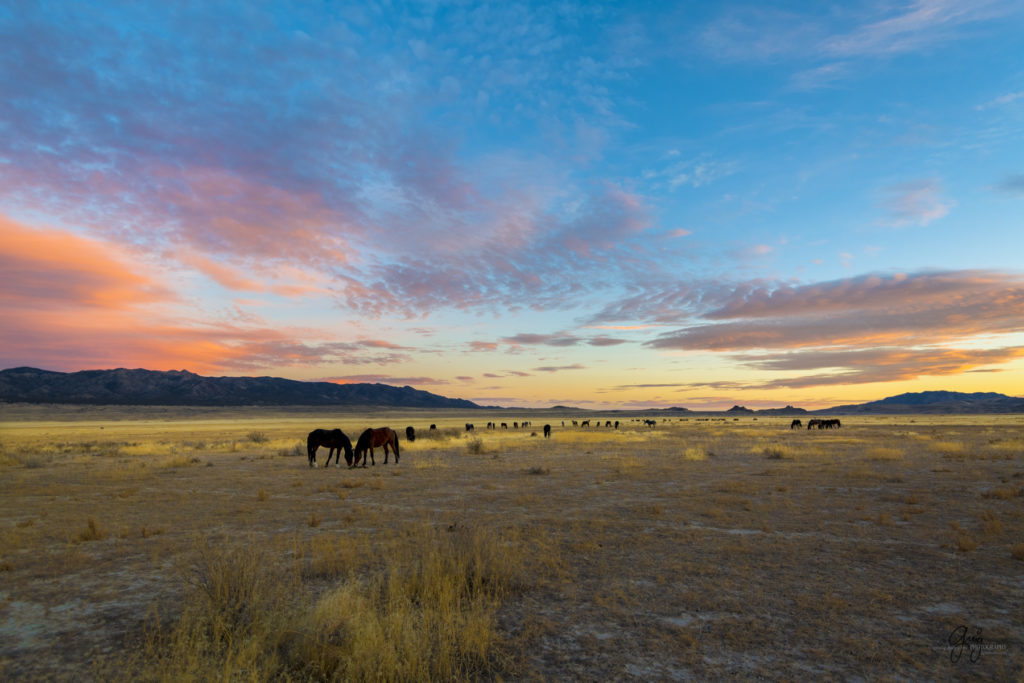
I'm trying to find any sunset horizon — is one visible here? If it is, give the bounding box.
[3,2,1023,411]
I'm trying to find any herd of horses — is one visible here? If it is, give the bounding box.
[791,418,842,430]
[308,417,845,467]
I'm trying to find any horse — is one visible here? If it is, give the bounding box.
[306,428,353,468]
[807,419,822,430]
[465,423,474,432]
[543,424,551,438]
[353,427,400,467]
[791,419,802,429]
[406,426,416,442]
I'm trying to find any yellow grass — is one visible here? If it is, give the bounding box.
[1,408,1023,680]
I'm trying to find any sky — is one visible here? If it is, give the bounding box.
[2,1,1024,410]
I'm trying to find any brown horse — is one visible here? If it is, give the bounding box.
[353,427,400,467]
[306,428,353,468]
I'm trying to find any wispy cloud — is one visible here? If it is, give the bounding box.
[976,90,1024,110]
[732,346,1024,388]
[879,179,954,226]
[994,174,1024,197]
[645,270,1024,352]
[532,363,586,373]
[323,375,450,386]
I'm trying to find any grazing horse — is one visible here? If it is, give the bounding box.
[807,419,822,430]
[465,423,475,432]
[790,419,802,429]
[353,427,400,467]
[543,424,551,438]
[430,424,437,431]
[406,426,416,442]
[306,428,353,468]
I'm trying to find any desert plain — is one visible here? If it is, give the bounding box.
[1,405,1022,680]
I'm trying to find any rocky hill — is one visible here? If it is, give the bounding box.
[0,367,484,409]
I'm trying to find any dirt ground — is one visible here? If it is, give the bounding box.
[1,406,1022,680]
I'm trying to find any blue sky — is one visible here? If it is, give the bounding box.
[2,1,1023,408]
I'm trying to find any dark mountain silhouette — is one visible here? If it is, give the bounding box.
[822,391,1024,414]
[0,367,484,408]
[757,405,810,415]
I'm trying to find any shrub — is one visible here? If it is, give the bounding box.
[75,517,105,543]
[247,431,269,444]
[763,445,790,460]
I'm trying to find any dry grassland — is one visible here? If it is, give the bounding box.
[1,406,1023,680]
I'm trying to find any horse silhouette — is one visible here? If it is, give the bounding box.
[354,427,400,467]
[306,428,353,468]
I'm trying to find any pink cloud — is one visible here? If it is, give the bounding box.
[0,215,172,311]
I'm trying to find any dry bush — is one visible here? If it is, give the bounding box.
[982,485,1021,500]
[291,524,523,681]
[74,517,106,543]
[979,510,1003,537]
[763,445,791,460]
[867,446,904,461]
[121,525,527,681]
[682,446,709,461]
[935,441,967,457]
[247,431,269,444]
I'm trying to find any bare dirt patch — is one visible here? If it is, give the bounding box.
[1,408,1022,679]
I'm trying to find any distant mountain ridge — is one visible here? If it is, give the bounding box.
[0,367,484,409]
[824,391,1024,414]
[1,367,1021,413]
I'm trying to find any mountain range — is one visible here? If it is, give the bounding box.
[1,368,1022,413]
[0,367,484,409]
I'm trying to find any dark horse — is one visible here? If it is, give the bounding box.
[543,424,551,438]
[406,426,416,442]
[306,428,353,468]
[354,427,400,467]
[791,419,802,429]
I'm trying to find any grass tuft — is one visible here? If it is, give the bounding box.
[75,517,106,543]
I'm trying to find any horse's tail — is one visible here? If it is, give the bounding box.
[306,432,316,460]
[393,429,400,458]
